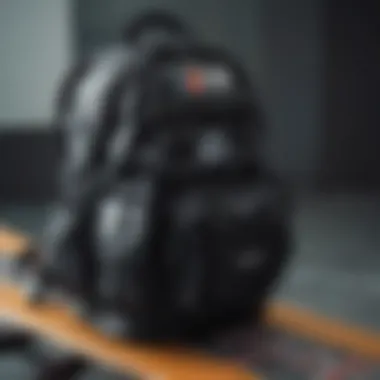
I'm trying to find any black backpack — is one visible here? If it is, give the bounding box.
[24,11,292,343]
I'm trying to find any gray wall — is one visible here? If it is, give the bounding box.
[0,0,73,201]
[0,0,73,127]
[259,0,324,187]
[322,1,380,188]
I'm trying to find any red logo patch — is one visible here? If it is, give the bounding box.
[185,67,206,95]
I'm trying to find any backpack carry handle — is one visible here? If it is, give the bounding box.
[123,10,193,44]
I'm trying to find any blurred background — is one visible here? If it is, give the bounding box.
[0,0,379,341]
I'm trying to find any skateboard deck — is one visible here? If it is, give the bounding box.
[2,226,380,379]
